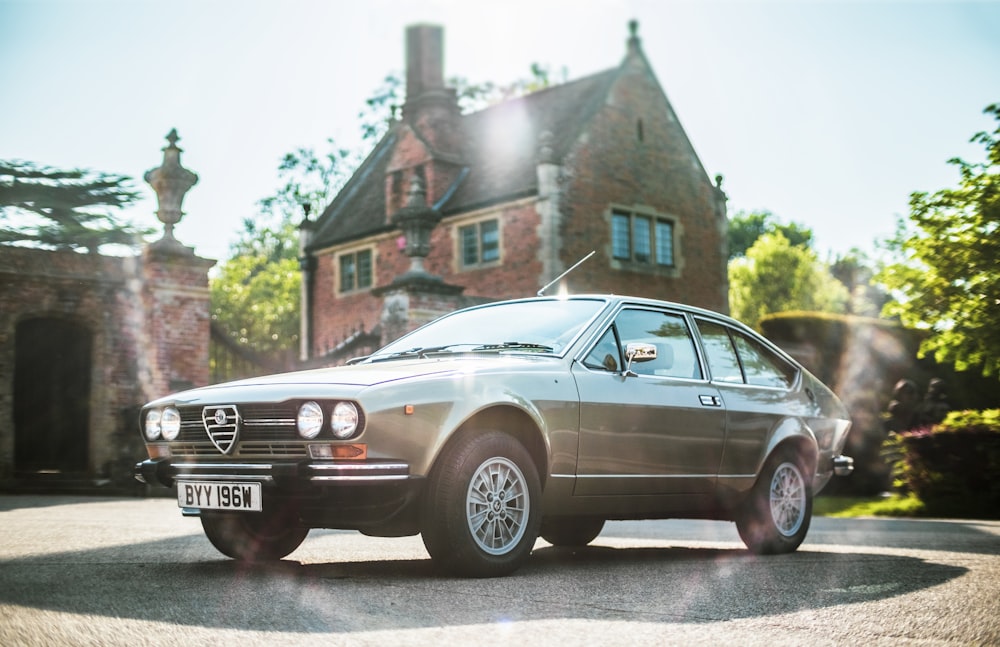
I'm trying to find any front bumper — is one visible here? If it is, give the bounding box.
[134,457,410,488]
[135,457,422,534]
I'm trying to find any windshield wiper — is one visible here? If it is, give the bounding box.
[368,345,466,363]
[473,342,554,353]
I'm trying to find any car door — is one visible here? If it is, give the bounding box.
[572,307,726,496]
[693,318,804,488]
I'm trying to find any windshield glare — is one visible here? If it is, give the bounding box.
[369,298,607,359]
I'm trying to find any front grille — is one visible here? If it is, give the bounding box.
[172,403,304,458]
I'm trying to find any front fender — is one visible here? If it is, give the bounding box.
[357,368,578,478]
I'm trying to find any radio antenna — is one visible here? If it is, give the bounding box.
[537,251,595,296]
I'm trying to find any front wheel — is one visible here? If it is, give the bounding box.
[200,507,308,562]
[736,449,813,555]
[421,430,541,577]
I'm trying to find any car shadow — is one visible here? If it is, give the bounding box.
[0,535,969,634]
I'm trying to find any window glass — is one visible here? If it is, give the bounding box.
[611,210,674,268]
[460,219,500,267]
[481,220,499,263]
[339,250,373,292]
[357,250,372,289]
[612,212,630,259]
[614,309,702,379]
[696,320,744,383]
[339,254,356,293]
[371,298,607,359]
[583,327,620,372]
[732,333,797,388]
[633,215,651,263]
[461,224,478,265]
[655,220,674,266]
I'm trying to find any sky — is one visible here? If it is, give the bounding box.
[2,0,998,263]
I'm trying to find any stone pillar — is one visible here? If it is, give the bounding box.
[374,172,464,345]
[140,130,215,399]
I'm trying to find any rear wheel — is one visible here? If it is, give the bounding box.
[421,430,541,577]
[200,506,308,561]
[539,517,605,547]
[736,448,813,555]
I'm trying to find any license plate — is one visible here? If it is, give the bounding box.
[177,481,262,511]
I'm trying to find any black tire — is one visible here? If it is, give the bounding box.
[421,430,542,578]
[736,447,813,555]
[200,507,308,562]
[539,517,605,547]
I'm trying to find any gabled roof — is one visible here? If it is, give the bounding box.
[307,130,397,252]
[307,67,620,253]
[440,68,619,214]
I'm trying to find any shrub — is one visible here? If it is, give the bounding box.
[886,409,1000,518]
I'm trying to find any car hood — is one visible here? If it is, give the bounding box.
[145,355,555,407]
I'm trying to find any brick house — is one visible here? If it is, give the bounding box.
[301,21,728,363]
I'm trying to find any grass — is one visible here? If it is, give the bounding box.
[813,493,926,518]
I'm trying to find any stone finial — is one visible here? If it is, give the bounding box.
[392,173,442,276]
[627,19,641,53]
[144,129,198,254]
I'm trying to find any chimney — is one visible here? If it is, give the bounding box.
[406,24,445,102]
[391,23,463,214]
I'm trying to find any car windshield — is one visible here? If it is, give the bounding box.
[367,298,608,361]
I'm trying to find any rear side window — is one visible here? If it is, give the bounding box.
[696,319,798,389]
[732,332,797,389]
[695,320,743,383]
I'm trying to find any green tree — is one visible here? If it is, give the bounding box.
[830,249,889,317]
[210,140,359,360]
[727,210,813,260]
[729,232,849,328]
[878,104,1000,377]
[0,160,145,254]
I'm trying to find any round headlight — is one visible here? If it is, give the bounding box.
[144,409,162,441]
[331,401,359,439]
[297,401,324,439]
[161,407,181,440]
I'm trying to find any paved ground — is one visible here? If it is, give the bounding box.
[1,495,998,646]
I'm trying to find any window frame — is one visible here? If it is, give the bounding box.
[337,247,374,295]
[457,217,501,270]
[609,207,678,274]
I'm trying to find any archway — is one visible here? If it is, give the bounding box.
[14,318,92,473]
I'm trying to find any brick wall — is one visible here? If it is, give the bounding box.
[557,58,727,311]
[0,245,212,489]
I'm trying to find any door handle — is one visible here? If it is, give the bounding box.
[699,395,722,407]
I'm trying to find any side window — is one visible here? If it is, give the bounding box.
[583,327,621,372]
[732,333,797,389]
[614,309,702,379]
[459,219,500,268]
[338,249,373,293]
[696,320,744,384]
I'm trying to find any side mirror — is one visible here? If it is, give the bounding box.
[623,342,657,377]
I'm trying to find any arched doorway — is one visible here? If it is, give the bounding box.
[14,318,92,474]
